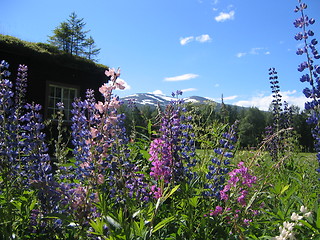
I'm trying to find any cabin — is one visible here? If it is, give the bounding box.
[0,34,108,121]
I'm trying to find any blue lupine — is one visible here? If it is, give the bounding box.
[294,0,320,178]
[0,61,66,236]
[204,120,239,199]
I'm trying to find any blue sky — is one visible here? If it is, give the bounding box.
[1,0,320,110]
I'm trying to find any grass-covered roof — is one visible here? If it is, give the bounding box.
[0,34,108,71]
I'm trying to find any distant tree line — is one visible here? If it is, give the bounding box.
[48,12,100,61]
[119,102,314,152]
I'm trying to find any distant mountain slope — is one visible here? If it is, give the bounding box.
[120,93,216,107]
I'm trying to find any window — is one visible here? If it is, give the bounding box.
[47,84,78,121]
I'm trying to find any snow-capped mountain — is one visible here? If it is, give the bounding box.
[120,93,216,108]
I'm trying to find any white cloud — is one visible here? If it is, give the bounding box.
[224,95,238,100]
[180,36,194,45]
[180,34,211,45]
[196,34,212,43]
[212,0,219,5]
[164,73,199,82]
[250,47,263,55]
[152,90,164,95]
[236,52,247,58]
[236,47,270,58]
[181,88,197,93]
[214,83,220,87]
[214,10,235,22]
[232,91,307,111]
[227,4,234,9]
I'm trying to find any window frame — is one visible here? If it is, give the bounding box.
[45,81,79,122]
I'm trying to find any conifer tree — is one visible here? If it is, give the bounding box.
[83,36,101,61]
[48,12,100,61]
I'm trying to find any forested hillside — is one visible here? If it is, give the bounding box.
[119,101,313,151]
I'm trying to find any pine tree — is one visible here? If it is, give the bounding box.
[49,21,72,53]
[83,36,100,61]
[48,12,100,60]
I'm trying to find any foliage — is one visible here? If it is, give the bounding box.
[0,1,319,239]
[48,12,101,61]
[0,34,107,70]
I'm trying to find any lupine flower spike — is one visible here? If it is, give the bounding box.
[294,0,320,179]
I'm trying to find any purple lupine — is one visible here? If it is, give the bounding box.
[148,93,197,198]
[294,1,320,178]
[208,162,259,229]
[160,101,197,181]
[70,68,150,205]
[149,138,173,182]
[220,162,257,205]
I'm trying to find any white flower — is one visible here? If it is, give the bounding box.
[300,205,308,214]
[304,211,312,218]
[284,221,295,231]
[290,212,303,222]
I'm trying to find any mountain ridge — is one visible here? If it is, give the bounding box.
[120,93,215,107]
[119,93,248,112]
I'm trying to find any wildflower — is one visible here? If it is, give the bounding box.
[210,206,223,216]
[300,205,312,218]
[290,212,303,221]
[149,138,173,182]
[204,120,239,198]
[294,0,320,178]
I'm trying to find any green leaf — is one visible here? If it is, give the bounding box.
[44,213,72,222]
[11,200,22,212]
[188,196,198,208]
[163,185,180,202]
[316,206,320,229]
[106,215,121,229]
[152,216,175,233]
[140,149,150,160]
[277,210,284,220]
[280,184,290,195]
[89,218,105,235]
[245,191,260,212]
[299,219,318,232]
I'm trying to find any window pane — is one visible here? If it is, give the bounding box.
[70,90,75,100]
[48,85,78,121]
[55,88,61,99]
[48,97,54,108]
[49,86,55,97]
[63,88,69,100]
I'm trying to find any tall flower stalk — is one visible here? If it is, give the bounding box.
[294,0,320,178]
[148,91,196,198]
[265,68,295,163]
[204,120,239,199]
[0,61,57,238]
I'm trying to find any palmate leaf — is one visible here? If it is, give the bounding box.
[89,218,105,236]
